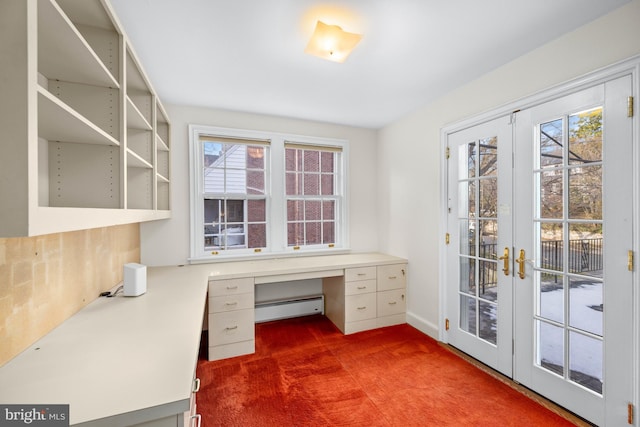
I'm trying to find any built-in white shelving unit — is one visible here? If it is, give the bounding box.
[0,0,171,237]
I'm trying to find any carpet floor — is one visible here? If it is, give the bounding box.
[196,315,578,426]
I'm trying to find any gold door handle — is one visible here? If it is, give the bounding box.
[498,247,509,276]
[515,249,526,279]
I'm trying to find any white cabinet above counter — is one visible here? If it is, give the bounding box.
[0,0,171,237]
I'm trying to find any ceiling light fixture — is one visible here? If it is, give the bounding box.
[304,20,362,63]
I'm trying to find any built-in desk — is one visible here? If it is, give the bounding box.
[0,253,406,426]
[203,253,408,360]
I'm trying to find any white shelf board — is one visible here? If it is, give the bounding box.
[127,149,153,169]
[56,0,116,31]
[157,173,170,183]
[156,135,169,151]
[38,0,118,88]
[38,86,119,146]
[126,97,153,130]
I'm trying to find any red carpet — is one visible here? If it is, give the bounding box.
[196,315,576,426]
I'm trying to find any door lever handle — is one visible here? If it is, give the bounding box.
[515,249,526,279]
[498,247,509,276]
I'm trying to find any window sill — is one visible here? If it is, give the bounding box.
[188,248,351,265]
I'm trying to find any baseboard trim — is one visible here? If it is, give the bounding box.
[406,311,438,339]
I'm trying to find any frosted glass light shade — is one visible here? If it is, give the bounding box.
[304,20,362,63]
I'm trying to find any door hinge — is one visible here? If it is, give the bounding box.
[628,96,634,117]
[628,403,634,424]
[628,250,634,272]
[445,233,450,245]
[445,146,450,159]
[445,318,450,331]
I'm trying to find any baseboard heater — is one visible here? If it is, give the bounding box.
[255,294,324,323]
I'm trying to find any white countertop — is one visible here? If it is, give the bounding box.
[0,253,406,426]
[0,264,211,426]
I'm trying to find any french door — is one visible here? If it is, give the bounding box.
[445,75,634,426]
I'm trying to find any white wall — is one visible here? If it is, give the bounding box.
[378,0,640,338]
[141,106,378,266]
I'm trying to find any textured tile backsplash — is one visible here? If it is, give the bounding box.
[0,224,140,366]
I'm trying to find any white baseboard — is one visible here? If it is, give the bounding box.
[406,311,439,340]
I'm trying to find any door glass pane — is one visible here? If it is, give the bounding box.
[459,142,476,179]
[569,223,602,278]
[479,178,497,217]
[458,181,476,217]
[539,170,563,219]
[479,220,497,260]
[479,137,497,176]
[478,260,497,302]
[538,272,564,324]
[569,165,602,220]
[479,300,497,345]
[539,118,563,168]
[459,220,475,256]
[569,108,602,165]
[459,257,476,295]
[569,331,603,394]
[569,277,603,336]
[540,222,563,272]
[460,294,476,335]
[537,320,564,377]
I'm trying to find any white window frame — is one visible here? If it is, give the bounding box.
[189,124,349,262]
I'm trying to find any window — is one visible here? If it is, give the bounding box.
[285,143,340,247]
[189,125,348,261]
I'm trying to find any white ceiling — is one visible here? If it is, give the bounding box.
[109,0,629,129]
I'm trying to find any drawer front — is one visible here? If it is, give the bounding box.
[209,293,254,313]
[377,289,406,317]
[209,310,254,346]
[209,277,254,297]
[345,279,376,295]
[345,293,377,322]
[345,266,376,282]
[377,264,407,291]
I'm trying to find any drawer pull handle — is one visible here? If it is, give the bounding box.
[225,326,238,331]
[388,276,397,279]
[357,306,367,310]
[193,377,201,392]
[357,273,367,276]
[225,301,238,306]
[357,286,367,290]
[191,413,202,427]
[388,301,397,305]
[226,285,238,290]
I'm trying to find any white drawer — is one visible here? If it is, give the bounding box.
[345,293,376,322]
[377,264,407,291]
[209,293,254,313]
[209,277,254,297]
[377,288,406,317]
[345,266,376,282]
[345,279,376,295]
[209,309,254,346]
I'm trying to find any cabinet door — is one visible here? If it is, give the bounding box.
[377,264,406,291]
